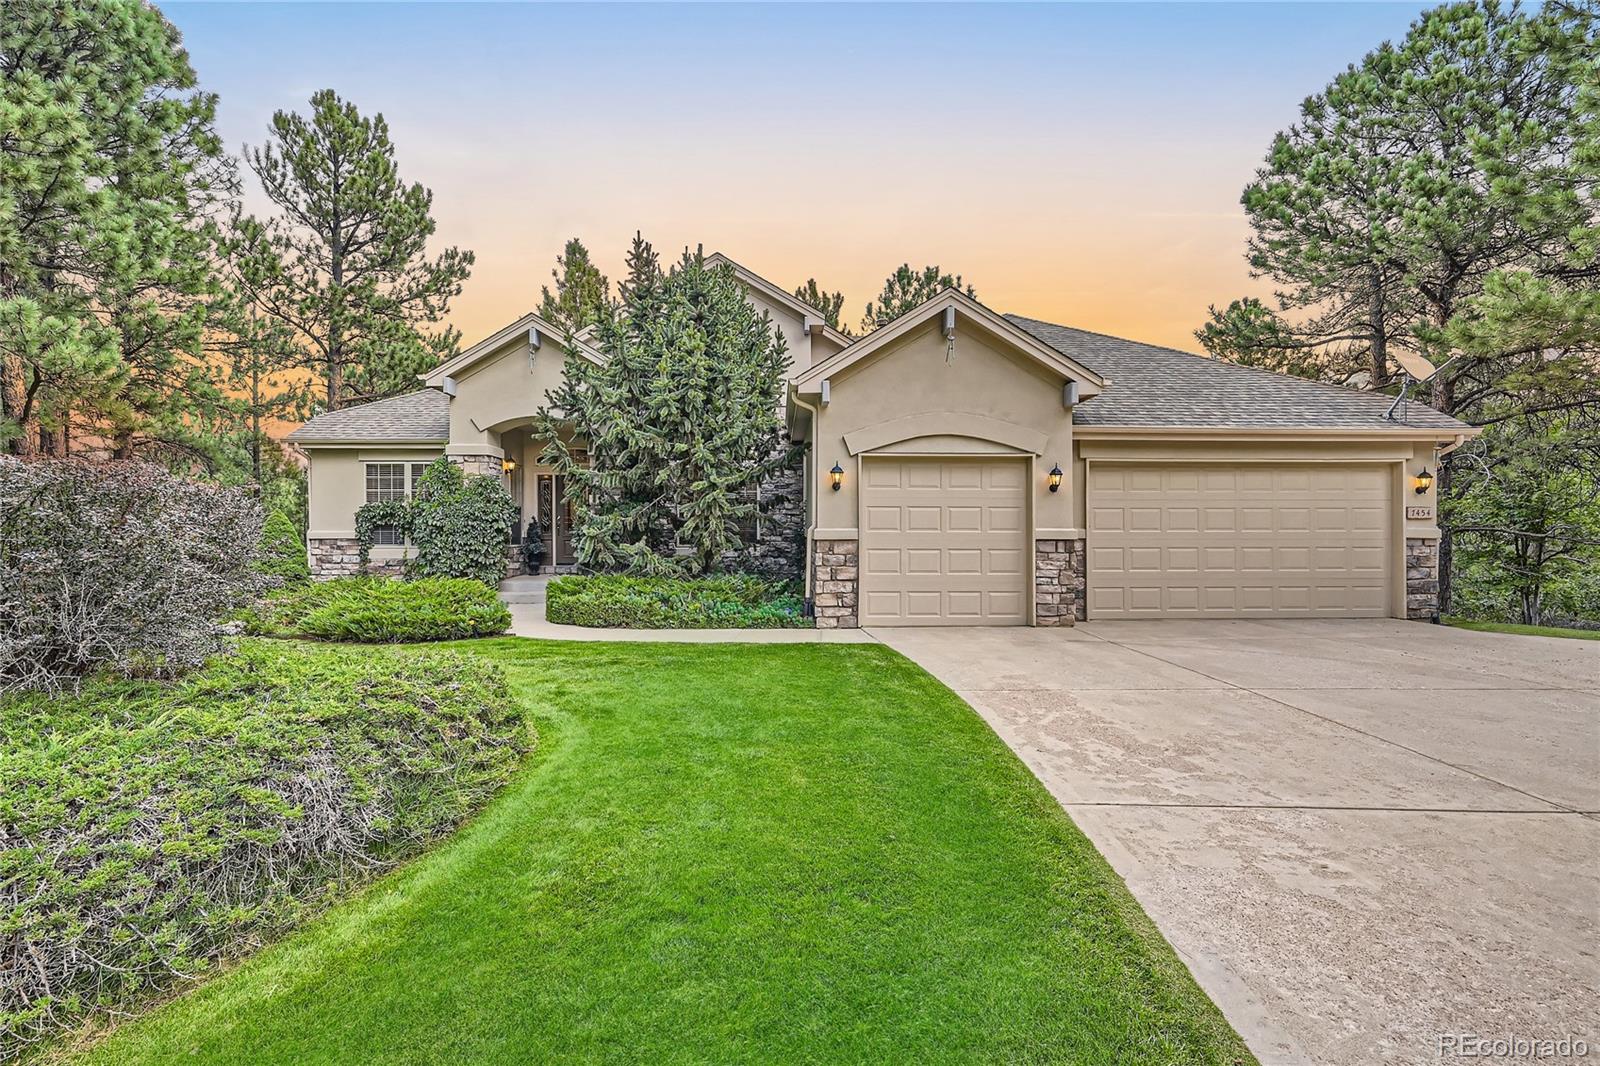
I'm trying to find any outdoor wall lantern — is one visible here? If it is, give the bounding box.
[1048,463,1063,493]
[830,462,844,492]
[503,458,517,474]
[1414,467,1434,495]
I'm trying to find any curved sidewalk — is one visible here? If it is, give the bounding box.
[501,576,876,643]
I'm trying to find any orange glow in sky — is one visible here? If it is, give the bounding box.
[167,1,1433,357]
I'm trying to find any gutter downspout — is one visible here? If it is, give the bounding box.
[789,387,822,610]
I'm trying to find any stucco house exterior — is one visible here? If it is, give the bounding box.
[287,254,1475,628]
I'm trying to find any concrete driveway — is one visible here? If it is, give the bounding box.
[872,620,1599,1066]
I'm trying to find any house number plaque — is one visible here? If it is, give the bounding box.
[1405,505,1433,520]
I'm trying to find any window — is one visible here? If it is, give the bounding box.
[365,462,432,545]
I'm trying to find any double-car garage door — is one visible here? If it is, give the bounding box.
[1087,463,1392,618]
[856,456,1394,626]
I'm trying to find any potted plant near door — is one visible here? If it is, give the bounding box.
[522,516,546,573]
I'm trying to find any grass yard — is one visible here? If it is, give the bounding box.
[77,640,1252,1065]
[1445,617,1600,640]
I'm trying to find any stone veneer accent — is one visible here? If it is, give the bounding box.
[811,539,858,628]
[1035,538,1087,625]
[1405,537,1440,620]
[449,452,505,478]
[308,537,404,579]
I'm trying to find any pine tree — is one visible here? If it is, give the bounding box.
[537,237,792,575]
[0,0,216,456]
[793,279,848,333]
[538,238,611,333]
[235,90,473,411]
[860,265,975,333]
[1197,0,1600,609]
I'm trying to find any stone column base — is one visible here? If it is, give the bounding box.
[1035,538,1086,626]
[812,539,858,628]
[1405,537,1440,620]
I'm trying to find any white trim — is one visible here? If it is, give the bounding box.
[421,311,603,387]
[1036,528,1086,540]
[844,412,1047,456]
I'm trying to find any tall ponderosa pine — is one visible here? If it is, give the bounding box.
[861,264,975,333]
[0,0,217,456]
[235,90,473,411]
[794,278,848,333]
[1197,0,1600,610]
[537,237,792,575]
[538,238,611,333]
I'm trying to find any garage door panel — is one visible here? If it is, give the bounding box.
[1090,463,1391,619]
[860,458,1028,626]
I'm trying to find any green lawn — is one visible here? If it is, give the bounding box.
[1445,617,1600,640]
[78,639,1251,1065]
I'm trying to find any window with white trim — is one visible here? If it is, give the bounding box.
[365,462,432,545]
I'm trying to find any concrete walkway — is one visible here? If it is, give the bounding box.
[498,575,874,643]
[873,619,1600,1066]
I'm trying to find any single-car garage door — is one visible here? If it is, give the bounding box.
[860,457,1028,626]
[1088,463,1392,619]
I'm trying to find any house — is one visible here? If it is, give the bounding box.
[287,254,1475,627]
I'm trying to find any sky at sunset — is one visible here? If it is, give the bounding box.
[166,1,1437,355]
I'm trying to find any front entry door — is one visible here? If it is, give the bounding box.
[535,474,578,568]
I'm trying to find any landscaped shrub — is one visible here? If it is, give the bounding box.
[0,459,263,693]
[258,509,311,584]
[244,577,512,642]
[546,574,810,628]
[353,458,518,585]
[0,638,530,1054]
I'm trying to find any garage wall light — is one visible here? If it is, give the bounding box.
[830,462,844,492]
[1048,463,1063,493]
[1413,467,1433,495]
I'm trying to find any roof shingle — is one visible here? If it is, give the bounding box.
[1006,315,1467,432]
[286,388,449,443]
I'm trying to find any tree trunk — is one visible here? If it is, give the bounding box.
[1,351,39,458]
[1369,268,1389,387]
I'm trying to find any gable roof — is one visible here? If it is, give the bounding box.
[705,253,856,349]
[1007,315,1471,434]
[420,310,602,388]
[286,388,449,445]
[794,289,1106,394]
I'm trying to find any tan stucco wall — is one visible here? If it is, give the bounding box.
[809,318,1074,536]
[305,446,442,560]
[446,333,586,450]
[743,288,819,381]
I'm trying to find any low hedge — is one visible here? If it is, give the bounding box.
[243,577,512,642]
[0,638,531,1053]
[546,574,810,628]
